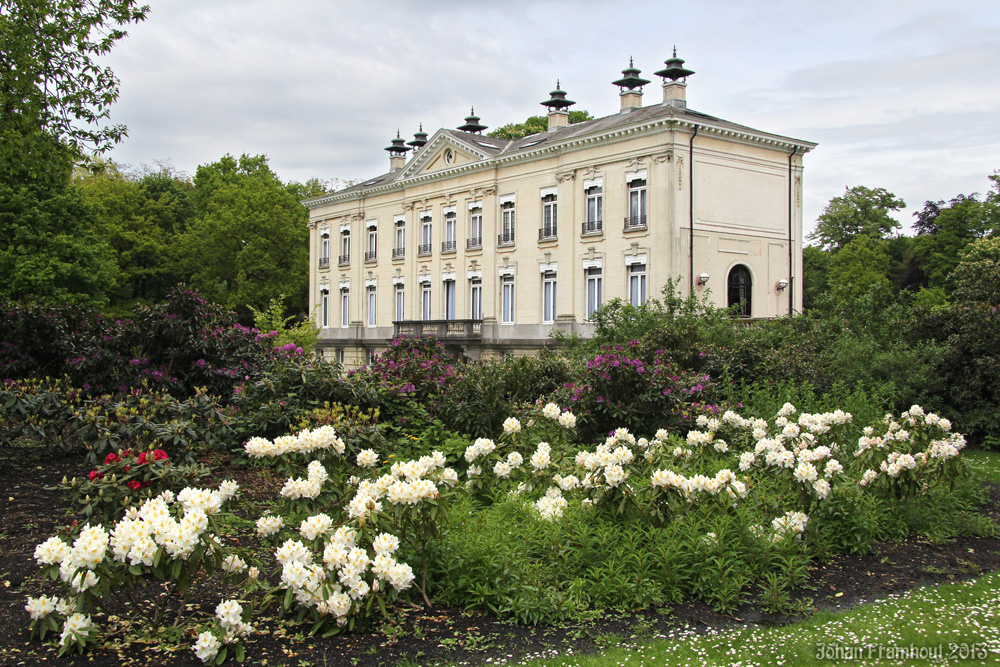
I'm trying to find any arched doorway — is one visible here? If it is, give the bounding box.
[728,265,752,317]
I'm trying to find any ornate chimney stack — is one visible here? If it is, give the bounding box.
[540,80,575,131]
[384,130,411,171]
[612,58,650,111]
[654,47,695,108]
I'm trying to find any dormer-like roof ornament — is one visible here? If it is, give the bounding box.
[458,107,488,134]
[407,124,428,150]
[384,130,412,155]
[540,80,576,110]
[654,47,695,82]
[612,58,651,91]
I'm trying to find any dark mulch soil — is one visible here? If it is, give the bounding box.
[2,445,999,667]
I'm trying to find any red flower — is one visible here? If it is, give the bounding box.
[127,481,142,491]
[124,465,131,472]
[104,452,120,465]
[152,449,169,461]
[88,470,104,481]
[143,481,153,488]
[137,452,148,465]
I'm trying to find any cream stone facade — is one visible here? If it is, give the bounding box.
[304,55,816,367]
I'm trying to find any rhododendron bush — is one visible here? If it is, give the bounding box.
[21,400,985,662]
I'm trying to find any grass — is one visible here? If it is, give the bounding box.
[965,448,1000,486]
[509,571,1000,666]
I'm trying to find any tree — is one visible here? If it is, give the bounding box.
[488,110,594,140]
[73,160,194,311]
[0,0,148,175]
[0,138,118,305]
[826,234,892,301]
[809,186,905,251]
[912,193,992,292]
[178,154,308,315]
[801,245,830,310]
[951,237,1000,304]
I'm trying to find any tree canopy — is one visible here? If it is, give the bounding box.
[488,110,594,140]
[0,0,148,176]
[809,186,905,251]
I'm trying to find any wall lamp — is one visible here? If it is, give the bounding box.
[697,273,710,286]
[776,278,789,292]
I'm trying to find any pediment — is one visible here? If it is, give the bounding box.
[398,131,494,179]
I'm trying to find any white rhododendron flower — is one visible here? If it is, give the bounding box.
[299,514,334,541]
[59,612,93,647]
[221,554,247,574]
[24,595,60,620]
[193,630,222,663]
[542,402,560,420]
[493,461,513,479]
[503,417,522,434]
[356,449,379,467]
[256,515,284,537]
[558,411,577,429]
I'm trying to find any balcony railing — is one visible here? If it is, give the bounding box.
[498,231,515,246]
[441,240,457,252]
[624,215,647,231]
[538,225,557,241]
[392,247,405,259]
[393,319,483,341]
[364,251,377,262]
[338,254,350,266]
[582,219,603,235]
[318,256,330,269]
[466,237,482,249]
[417,243,432,256]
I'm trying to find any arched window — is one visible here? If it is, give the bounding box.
[727,265,752,317]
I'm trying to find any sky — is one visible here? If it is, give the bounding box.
[102,0,1000,237]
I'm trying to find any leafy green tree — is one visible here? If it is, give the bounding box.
[73,160,194,311]
[488,110,594,140]
[951,237,1000,304]
[801,245,830,310]
[827,234,891,301]
[0,140,118,305]
[0,0,148,176]
[809,186,905,251]
[912,193,994,292]
[248,294,319,352]
[178,154,308,314]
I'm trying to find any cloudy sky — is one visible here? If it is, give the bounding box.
[102,0,1000,236]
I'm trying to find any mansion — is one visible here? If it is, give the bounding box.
[304,52,816,366]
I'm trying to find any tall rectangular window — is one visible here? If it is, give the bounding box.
[366,224,377,261]
[394,220,405,258]
[541,194,557,238]
[585,185,603,232]
[501,274,515,324]
[320,289,329,328]
[320,231,330,268]
[443,211,456,251]
[339,230,350,265]
[470,277,482,319]
[340,288,349,327]
[500,201,515,245]
[629,263,647,306]
[586,267,603,319]
[395,284,404,321]
[468,208,482,247]
[542,271,557,323]
[421,283,431,321]
[444,280,456,320]
[627,179,647,228]
[367,286,376,327]
[419,214,432,255]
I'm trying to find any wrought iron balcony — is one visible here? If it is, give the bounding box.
[466,237,483,249]
[364,251,377,262]
[417,243,432,256]
[393,319,483,342]
[498,231,515,246]
[538,225,557,241]
[441,240,457,252]
[392,247,405,259]
[338,254,350,266]
[582,219,603,235]
[624,215,647,231]
[318,256,330,269]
